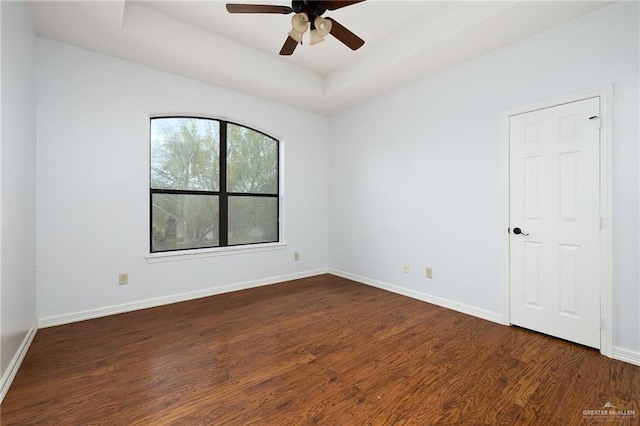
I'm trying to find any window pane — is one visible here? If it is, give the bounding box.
[151,118,220,191]
[227,124,278,194]
[228,196,278,245]
[151,193,219,252]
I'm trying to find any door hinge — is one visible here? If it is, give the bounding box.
[599,217,603,230]
[600,317,605,330]
[589,115,602,129]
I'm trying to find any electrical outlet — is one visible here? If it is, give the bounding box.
[119,273,128,285]
[294,252,300,261]
[425,267,433,279]
[402,264,410,274]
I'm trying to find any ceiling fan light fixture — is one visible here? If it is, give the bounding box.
[291,12,309,33]
[309,29,325,45]
[314,16,332,37]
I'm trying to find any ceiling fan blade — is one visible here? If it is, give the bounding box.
[325,17,364,50]
[226,4,293,14]
[324,1,366,11]
[279,36,298,55]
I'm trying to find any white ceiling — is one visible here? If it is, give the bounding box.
[27,0,615,115]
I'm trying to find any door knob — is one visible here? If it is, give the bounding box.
[513,227,529,236]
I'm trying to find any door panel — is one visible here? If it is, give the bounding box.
[510,97,601,349]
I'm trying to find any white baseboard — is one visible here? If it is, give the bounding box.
[329,269,504,325]
[612,346,640,366]
[0,322,37,404]
[38,268,329,328]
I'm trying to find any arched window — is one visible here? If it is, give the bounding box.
[150,117,279,253]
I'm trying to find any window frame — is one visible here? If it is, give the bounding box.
[148,116,281,256]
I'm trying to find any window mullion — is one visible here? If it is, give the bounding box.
[219,121,228,247]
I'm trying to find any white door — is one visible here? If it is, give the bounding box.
[509,97,601,349]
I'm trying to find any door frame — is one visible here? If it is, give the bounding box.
[500,85,613,357]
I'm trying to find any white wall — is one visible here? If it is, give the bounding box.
[36,38,330,321]
[0,0,38,398]
[329,2,639,353]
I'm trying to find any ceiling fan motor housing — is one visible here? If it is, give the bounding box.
[292,1,327,19]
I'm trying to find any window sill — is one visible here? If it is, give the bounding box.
[145,242,288,263]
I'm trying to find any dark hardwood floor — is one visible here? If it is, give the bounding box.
[1,274,638,425]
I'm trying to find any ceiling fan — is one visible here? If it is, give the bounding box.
[226,1,366,55]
